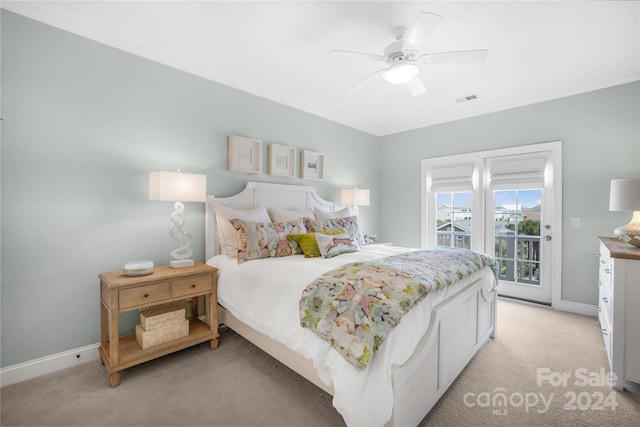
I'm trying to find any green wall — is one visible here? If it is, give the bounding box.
[378,81,640,305]
[2,9,639,368]
[0,11,378,367]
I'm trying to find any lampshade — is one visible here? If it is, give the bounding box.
[609,178,640,211]
[149,171,206,202]
[341,188,370,207]
[149,170,206,269]
[609,178,640,239]
[382,63,418,85]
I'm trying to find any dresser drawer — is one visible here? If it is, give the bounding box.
[172,274,213,298]
[598,243,613,287]
[598,308,612,365]
[119,282,170,309]
[599,280,613,322]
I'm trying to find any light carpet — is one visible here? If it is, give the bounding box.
[1,298,639,426]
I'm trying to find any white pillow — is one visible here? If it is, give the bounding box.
[315,232,360,258]
[313,206,353,220]
[213,205,271,257]
[268,207,314,223]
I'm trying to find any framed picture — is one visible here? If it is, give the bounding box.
[268,143,296,177]
[300,150,324,180]
[227,135,262,173]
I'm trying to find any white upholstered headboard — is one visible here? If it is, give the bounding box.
[205,182,335,260]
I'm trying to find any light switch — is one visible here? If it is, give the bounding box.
[571,217,581,228]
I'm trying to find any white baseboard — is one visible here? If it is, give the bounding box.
[0,343,100,387]
[554,299,598,317]
[0,299,597,388]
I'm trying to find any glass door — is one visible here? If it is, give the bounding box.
[423,141,561,306]
[485,152,554,304]
[492,189,548,301]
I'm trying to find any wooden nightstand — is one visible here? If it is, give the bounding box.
[99,262,218,387]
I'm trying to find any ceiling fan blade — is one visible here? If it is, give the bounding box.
[406,77,427,97]
[345,68,387,94]
[404,12,443,49]
[329,49,385,61]
[420,49,489,65]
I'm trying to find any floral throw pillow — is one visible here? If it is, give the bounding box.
[232,218,306,263]
[213,205,271,258]
[315,233,360,258]
[304,216,364,245]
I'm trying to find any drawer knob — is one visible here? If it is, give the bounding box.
[144,293,149,298]
[602,297,608,303]
[604,268,611,274]
[601,328,608,335]
[191,284,197,288]
[597,281,602,286]
[598,306,602,312]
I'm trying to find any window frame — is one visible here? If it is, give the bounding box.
[422,155,484,253]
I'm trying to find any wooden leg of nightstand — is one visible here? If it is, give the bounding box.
[100,302,108,365]
[109,372,121,388]
[191,296,198,320]
[207,287,219,351]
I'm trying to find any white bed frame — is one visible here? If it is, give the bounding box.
[205,182,497,427]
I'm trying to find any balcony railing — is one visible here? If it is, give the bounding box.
[437,233,471,249]
[495,235,540,285]
[437,232,541,286]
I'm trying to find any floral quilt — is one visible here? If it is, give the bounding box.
[299,247,495,371]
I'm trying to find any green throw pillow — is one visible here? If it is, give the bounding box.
[287,228,347,258]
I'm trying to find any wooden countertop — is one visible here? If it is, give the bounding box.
[600,236,640,261]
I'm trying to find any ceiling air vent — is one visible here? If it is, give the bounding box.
[456,94,479,103]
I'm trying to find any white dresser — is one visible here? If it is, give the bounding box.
[598,237,640,391]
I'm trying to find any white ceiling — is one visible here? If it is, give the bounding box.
[3,1,639,136]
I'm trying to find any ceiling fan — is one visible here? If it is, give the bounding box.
[331,12,488,97]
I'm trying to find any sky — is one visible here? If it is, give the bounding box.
[495,189,542,210]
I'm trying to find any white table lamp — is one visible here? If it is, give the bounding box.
[149,171,206,268]
[341,187,370,216]
[609,178,640,239]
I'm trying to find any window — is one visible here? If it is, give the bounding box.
[422,159,481,252]
[436,191,472,249]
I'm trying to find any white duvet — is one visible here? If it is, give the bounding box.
[207,246,493,426]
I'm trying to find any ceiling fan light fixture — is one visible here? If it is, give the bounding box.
[383,63,418,84]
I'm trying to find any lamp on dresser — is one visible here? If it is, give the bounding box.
[609,178,640,240]
[341,187,370,216]
[149,170,206,268]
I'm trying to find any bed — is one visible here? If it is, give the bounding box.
[205,182,497,427]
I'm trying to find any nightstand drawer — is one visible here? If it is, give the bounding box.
[172,274,213,297]
[119,282,170,309]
